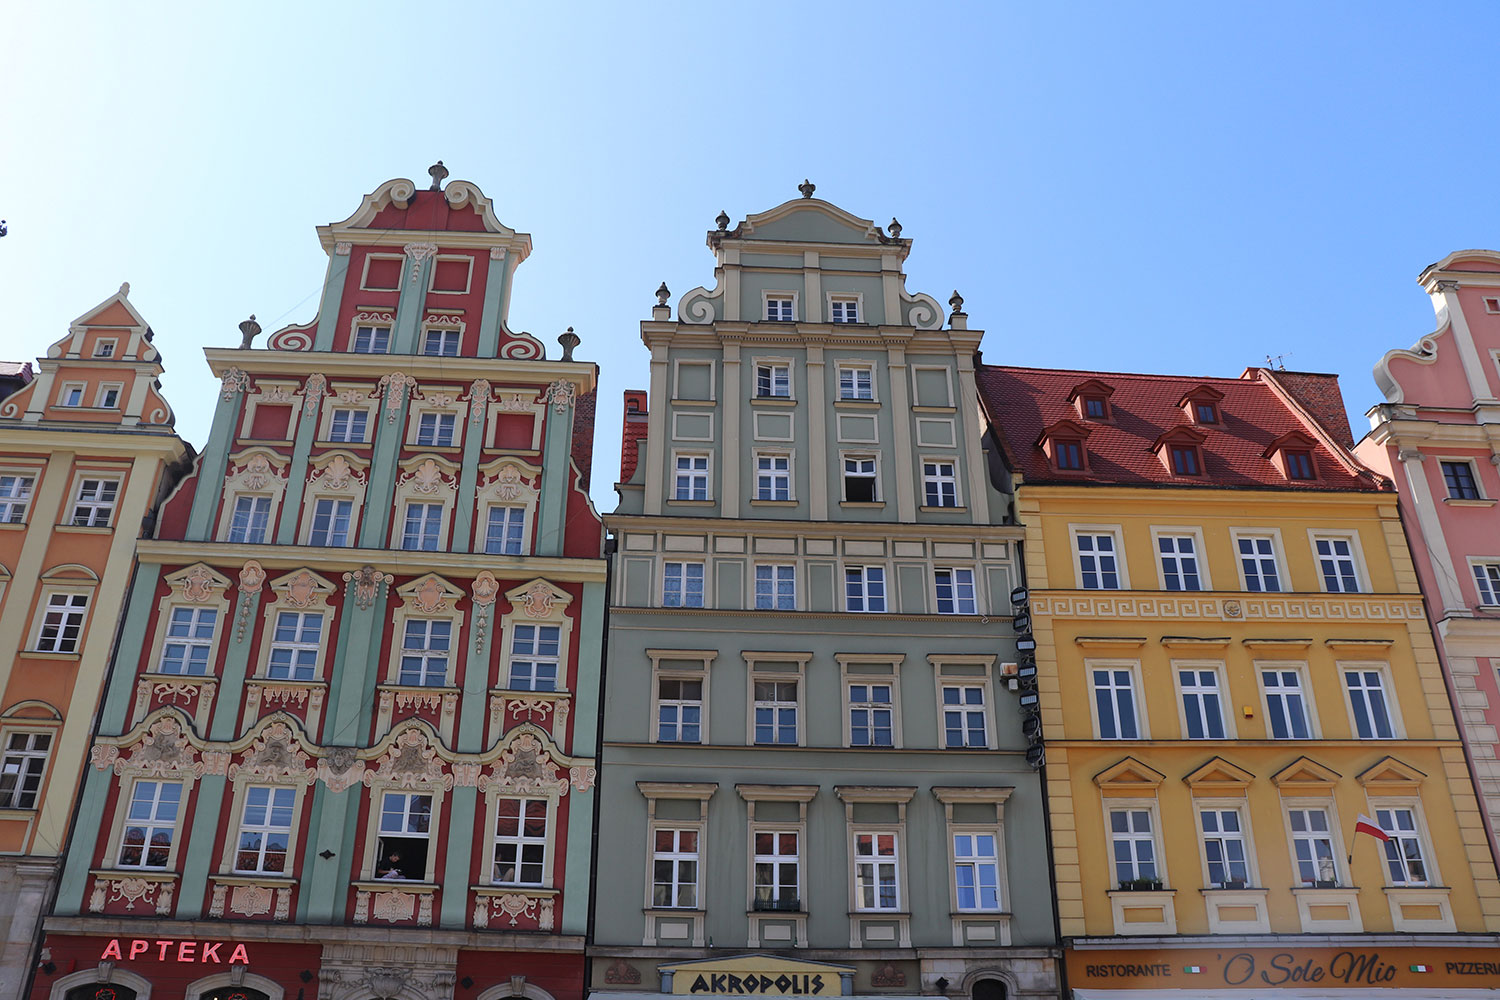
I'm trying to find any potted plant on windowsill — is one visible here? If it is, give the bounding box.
[1119,877,1163,892]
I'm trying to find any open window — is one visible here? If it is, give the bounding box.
[375,791,432,882]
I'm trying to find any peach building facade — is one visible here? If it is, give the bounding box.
[1357,249,1500,860]
[0,288,190,999]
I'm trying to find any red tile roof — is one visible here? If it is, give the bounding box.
[570,387,597,491]
[619,390,649,483]
[977,364,1384,492]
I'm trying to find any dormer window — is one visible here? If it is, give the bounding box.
[1179,385,1225,426]
[1263,430,1321,483]
[1037,419,1092,474]
[1152,426,1208,478]
[1067,379,1116,422]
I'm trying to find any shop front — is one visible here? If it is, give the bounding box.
[1066,942,1500,999]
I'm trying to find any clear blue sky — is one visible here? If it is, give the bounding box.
[5,2,1498,509]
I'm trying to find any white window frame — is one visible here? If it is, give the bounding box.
[762,292,798,324]
[1470,558,1500,607]
[1087,659,1144,740]
[484,505,528,556]
[93,338,117,358]
[852,830,901,911]
[746,655,806,747]
[1070,524,1128,590]
[951,829,1004,913]
[370,789,436,882]
[647,649,713,745]
[922,459,960,508]
[95,382,124,409]
[307,496,355,547]
[115,778,186,870]
[154,605,220,676]
[750,826,802,912]
[58,382,85,407]
[397,617,454,687]
[0,729,53,810]
[754,563,796,611]
[350,324,392,354]
[844,564,888,613]
[841,452,881,504]
[1438,458,1485,500]
[932,656,997,750]
[828,293,863,325]
[754,451,793,502]
[934,566,978,615]
[1106,799,1164,886]
[1196,800,1255,889]
[33,591,91,654]
[264,609,326,681]
[1258,662,1318,739]
[662,560,706,609]
[400,501,445,551]
[837,364,876,401]
[1150,526,1210,592]
[325,407,370,445]
[1370,799,1436,887]
[1340,661,1402,740]
[839,654,903,749]
[1230,528,1288,594]
[490,796,551,887]
[1307,529,1369,594]
[1173,661,1232,740]
[672,451,712,502]
[753,360,793,399]
[70,477,120,527]
[505,622,562,692]
[227,494,272,543]
[1282,801,1344,887]
[473,458,540,558]
[414,411,459,448]
[650,825,702,908]
[231,785,298,875]
[0,471,36,524]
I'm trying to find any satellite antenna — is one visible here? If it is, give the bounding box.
[1266,352,1293,371]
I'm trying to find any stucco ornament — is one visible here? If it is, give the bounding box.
[604,960,642,985]
[257,382,299,405]
[239,561,267,594]
[220,367,251,401]
[283,570,320,608]
[465,378,493,426]
[483,731,568,796]
[494,391,532,412]
[114,716,201,778]
[491,893,537,926]
[409,576,450,614]
[521,581,557,619]
[230,884,274,917]
[229,721,315,783]
[366,966,411,999]
[569,764,597,792]
[334,241,353,256]
[180,565,219,603]
[313,455,363,491]
[372,890,417,923]
[489,463,530,501]
[375,372,420,424]
[542,378,576,413]
[403,242,439,284]
[470,572,500,654]
[364,727,454,791]
[238,453,278,491]
[343,566,394,611]
[403,458,451,496]
[318,745,365,792]
[303,373,327,415]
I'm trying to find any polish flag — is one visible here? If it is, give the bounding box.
[1355,814,1390,842]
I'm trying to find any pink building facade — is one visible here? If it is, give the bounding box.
[1356,249,1500,857]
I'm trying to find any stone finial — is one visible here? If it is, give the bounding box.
[715,209,730,230]
[428,160,449,190]
[798,179,816,199]
[119,281,131,297]
[949,290,965,313]
[655,282,671,306]
[0,220,7,238]
[238,314,262,350]
[558,327,580,362]
[888,217,902,239]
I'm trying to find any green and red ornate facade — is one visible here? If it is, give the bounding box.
[32,171,606,1000]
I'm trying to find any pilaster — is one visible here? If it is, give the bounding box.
[188,387,246,541]
[311,250,352,351]
[721,342,742,520]
[536,383,576,558]
[391,243,438,354]
[644,345,670,515]
[886,346,917,520]
[806,344,828,521]
[0,451,73,696]
[475,250,510,357]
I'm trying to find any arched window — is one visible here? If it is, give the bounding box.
[199,990,271,1000]
[971,979,1006,1000]
[65,985,138,1000]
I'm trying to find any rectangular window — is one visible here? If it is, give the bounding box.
[60,384,84,407]
[309,498,353,547]
[36,593,88,653]
[234,786,295,874]
[328,409,369,443]
[1237,535,1282,592]
[0,732,51,809]
[1442,461,1481,500]
[765,297,794,323]
[401,502,443,550]
[1475,562,1500,606]
[1076,533,1120,589]
[376,792,430,881]
[415,412,457,447]
[118,780,181,868]
[839,366,873,400]
[157,607,218,675]
[755,363,791,398]
[934,568,977,615]
[942,684,988,748]
[352,326,390,354]
[663,562,706,608]
[953,833,1001,910]
[843,457,877,502]
[72,479,119,527]
[756,454,790,501]
[399,619,451,686]
[853,832,899,910]
[1376,807,1429,885]
[1083,397,1108,419]
[674,454,709,501]
[753,830,800,910]
[657,679,702,743]
[753,680,798,744]
[96,384,122,408]
[923,461,958,507]
[0,475,34,523]
[492,798,547,886]
[1092,667,1138,739]
[485,506,526,555]
[848,683,893,747]
[844,566,886,613]
[1286,450,1315,480]
[1288,807,1337,886]
[653,828,699,907]
[1109,809,1157,884]
[267,611,322,680]
[1170,446,1200,475]
[1194,402,1218,424]
[1200,809,1249,887]
[1158,535,1201,591]
[227,495,271,543]
[754,564,796,611]
[508,624,560,691]
[1345,668,1394,739]
[95,340,116,358]
[422,329,461,357]
[1313,535,1361,593]
[1263,669,1311,739]
[1055,440,1084,470]
[1179,668,1225,739]
[830,298,859,324]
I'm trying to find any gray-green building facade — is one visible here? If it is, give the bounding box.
[592,188,1060,1000]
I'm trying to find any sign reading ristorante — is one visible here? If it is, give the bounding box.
[1068,946,1500,991]
[662,956,852,996]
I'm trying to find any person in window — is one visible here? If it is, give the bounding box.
[376,850,406,880]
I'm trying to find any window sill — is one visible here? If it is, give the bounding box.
[213,872,297,886]
[1444,498,1497,507]
[666,499,716,507]
[0,807,38,818]
[55,524,113,534]
[644,906,706,914]
[1201,886,1268,894]
[21,651,82,661]
[849,909,909,917]
[474,883,558,896]
[1290,885,1352,894]
[918,505,968,514]
[749,499,798,507]
[0,522,27,530]
[839,501,885,509]
[951,909,1011,917]
[749,397,797,407]
[406,445,463,455]
[747,908,807,916]
[352,879,437,892]
[316,440,373,448]
[1106,887,1176,897]
[911,405,957,415]
[670,397,716,407]
[833,399,881,409]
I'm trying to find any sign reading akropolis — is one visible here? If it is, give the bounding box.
[661,956,853,996]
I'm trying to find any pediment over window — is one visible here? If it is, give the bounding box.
[1094,756,1166,791]
[1356,756,1427,792]
[164,563,231,603]
[396,574,465,614]
[504,578,574,621]
[1271,755,1341,789]
[41,562,101,584]
[1183,756,1255,793]
[267,568,338,606]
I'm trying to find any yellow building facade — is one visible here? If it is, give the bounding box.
[981,363,1500,997]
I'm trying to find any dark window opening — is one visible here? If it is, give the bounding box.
[66,987,138,1000]
[1442,461,1481,499]
[376,836,429,882]
[1195,403,1218,423]
[1083,397,1107,419]
[1055,440,1084,470]
[200,989,272,1000]
[1285,450,1315,480]
[1170,446,1201,475]
[972,980,1007,1000]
